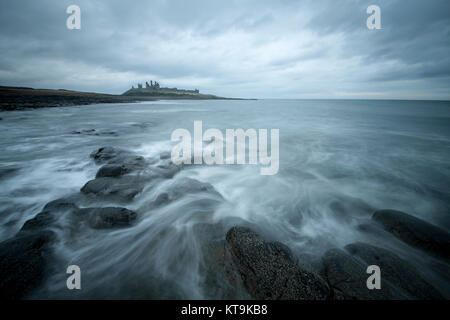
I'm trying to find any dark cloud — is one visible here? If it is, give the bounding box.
[0,0,448,99]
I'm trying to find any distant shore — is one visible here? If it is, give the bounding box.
[0,86,248,111]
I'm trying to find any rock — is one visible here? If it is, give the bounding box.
[296,253,325,276]
[0,231,55,299]
[160,151,171,160]
[77,207,137,229]
[151,193,170,208]
[92,130,118,136]
[90,147,180,180]
[167,178,223,201]
[90,147,146,168]
[90,146,123,163]
[226,226,330,300]
[20,211,56,233]
[42,198,79,212]
[148,178,224,210]
[90,147,149,180]
[20,199,79,233]
[71,129,96,135]
[201,240,251,299]
[372,209,450,262]
[345,242,443,300]
[151,178,223,215]
[80,176,146,201]
[153,160,181,179]
[322,248,402,300]
[96,164,130,178]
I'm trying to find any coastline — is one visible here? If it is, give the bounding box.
[0,86,250,111]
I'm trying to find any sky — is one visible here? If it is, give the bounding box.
[0,0,449,99]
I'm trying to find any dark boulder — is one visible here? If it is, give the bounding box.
[90,147,146,169]
[20,199,79,233]
[0,231,55,299]
[148,178,223,210]
[0,197,79,299]
[42,198,79,212]
[77,207,137,229]
[226,227,330,300]
[20,211,56,233]
[322,248,402,300]
[372,209,450,262]
[96,164,130,178]
[71,129,96,135]
[200,240,251,299]
[72,129,119,136]
[90,146,127,164]
[346,242,443,300]
[160,151,171,160]
[80,176,145,201]
[153,160,181,179]
[167,178,223,201]
[151,193,170,208]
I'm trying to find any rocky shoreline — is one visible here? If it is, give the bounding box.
[0,86,245,111]
[0,146,449,300]
[0,86,152,111]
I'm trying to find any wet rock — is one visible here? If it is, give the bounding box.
[20,211,56,233]
[0,231,55,299]
[90,146,123,163]
[96,164,130,178]
[42,198,79,212]
[147,178,224,211]
[201,240,251,299]
[167,178,223,201]
[296,253,324,276]
[72,129,96,135]
[80,176,146,201]
[322,248,402,300]
[95,130,118,136]
[346,242,443,300]
[90,147,146,168]
[151,193,170,208]
[77,207,137,229]
[372,209,450,262]
[72,129,118,136]
[226,226,330,300]
[160,151,171,160]
[150,178,223,216]
[20,199,79,233]
[153,160,181,179]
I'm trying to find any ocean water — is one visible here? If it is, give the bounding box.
[0,99,449,298]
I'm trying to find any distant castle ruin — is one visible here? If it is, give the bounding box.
[128,80,199,95]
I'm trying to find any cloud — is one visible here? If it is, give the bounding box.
[0,0,449,99]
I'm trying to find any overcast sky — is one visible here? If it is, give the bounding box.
[0,0,449,99]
